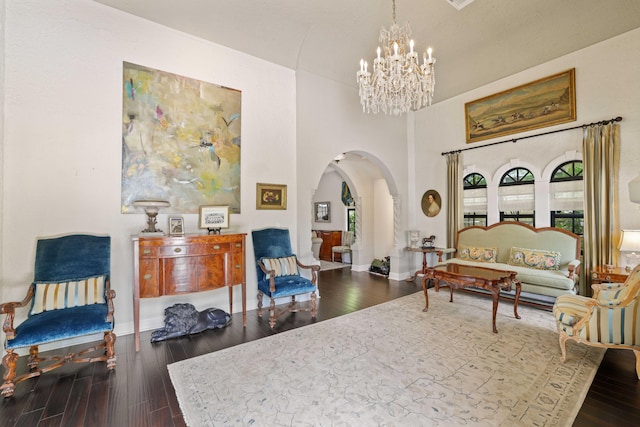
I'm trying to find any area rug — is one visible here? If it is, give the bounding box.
[168,290,604,426]
[320,260,350,271]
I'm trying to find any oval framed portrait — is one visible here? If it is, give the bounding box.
[421,190,442,218]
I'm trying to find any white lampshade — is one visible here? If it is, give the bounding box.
[629,175,640,203]
[618,230,640,252]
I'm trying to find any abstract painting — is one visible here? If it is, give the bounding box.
[465,69,575,143]
[121,62,241,213]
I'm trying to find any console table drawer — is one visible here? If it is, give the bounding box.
[157,242,230,257]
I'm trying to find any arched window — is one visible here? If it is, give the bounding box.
[463,173,487,226]
[499,167,535,225]
[550,160,583,236]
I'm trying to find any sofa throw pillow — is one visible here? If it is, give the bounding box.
[507,247,560,270]
[31,276,106,315]
[457,245,498,263]
[261,256,299,278]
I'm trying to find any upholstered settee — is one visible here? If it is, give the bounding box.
[443,222,581,299]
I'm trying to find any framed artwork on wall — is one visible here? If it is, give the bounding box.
[121,62,242,214]
[256,183,287,210]
[465,68,576,143]
[421,190,441,218]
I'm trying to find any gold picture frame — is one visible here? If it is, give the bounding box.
[256,183,287,210]
[465,69,576,143]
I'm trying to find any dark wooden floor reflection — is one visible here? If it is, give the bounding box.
[0,267,638,426]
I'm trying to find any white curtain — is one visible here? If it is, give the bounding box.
[463,187,487,214]
[550,180,584,211]
[498,184,535,211]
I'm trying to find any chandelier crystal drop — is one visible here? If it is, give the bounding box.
[357,0,436,115]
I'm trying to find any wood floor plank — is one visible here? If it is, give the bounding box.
[41,374,74,419]
[84,380,109,427]
[60,376,91,427]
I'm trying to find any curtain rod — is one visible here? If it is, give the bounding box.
[441,116,623,156]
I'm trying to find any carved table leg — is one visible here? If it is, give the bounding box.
[491,287,500,333]
[421,274,430,312]
[513,281,522,319]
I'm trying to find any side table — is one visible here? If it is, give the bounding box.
[405,247,455,282]
[591,265,629,284]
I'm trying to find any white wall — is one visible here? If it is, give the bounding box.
[311,170,345,232]
[373,178,393,259]
[413,28,640,241]
[2,0,298,346]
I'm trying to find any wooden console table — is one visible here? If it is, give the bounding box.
[132,233,246,351]
[422,263,521,333]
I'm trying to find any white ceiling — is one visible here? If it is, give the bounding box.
[94,0,640,103]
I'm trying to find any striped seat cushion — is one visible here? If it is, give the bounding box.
[261,256,299,278]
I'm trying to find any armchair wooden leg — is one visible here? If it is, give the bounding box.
[257,292,264,318]
[559,334,569,362]
[1,350,18,397]
[27,345,41,370]
[311,291,317,318]
[634,349,640,380]
[104,331,117,371]
[269,298,276,328]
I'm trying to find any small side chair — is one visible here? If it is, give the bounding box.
[0,234,116,397]
[553,263,640,378]
[252,228,320,328]
[331,230,354,263]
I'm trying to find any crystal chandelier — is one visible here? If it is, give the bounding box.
[357,0,436,115]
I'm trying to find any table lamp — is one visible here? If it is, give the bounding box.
[618,229,640,271]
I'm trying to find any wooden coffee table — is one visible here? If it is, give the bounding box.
[422,263,521,333]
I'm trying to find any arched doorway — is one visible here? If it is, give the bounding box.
[312,151,399,273]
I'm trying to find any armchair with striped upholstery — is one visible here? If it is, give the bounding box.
[553,264,640,378]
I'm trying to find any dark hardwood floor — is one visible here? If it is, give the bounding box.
[1,268,639,426]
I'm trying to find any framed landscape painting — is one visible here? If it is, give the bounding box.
[465,69,576,143]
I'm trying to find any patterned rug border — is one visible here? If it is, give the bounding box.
[169,291,604,426]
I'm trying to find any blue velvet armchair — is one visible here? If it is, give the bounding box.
[0,234,116,397]
[252,228,320,328]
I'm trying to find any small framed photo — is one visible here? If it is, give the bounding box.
[168,217,184,235]
[199,206,229,233]
[256,183,287,210]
